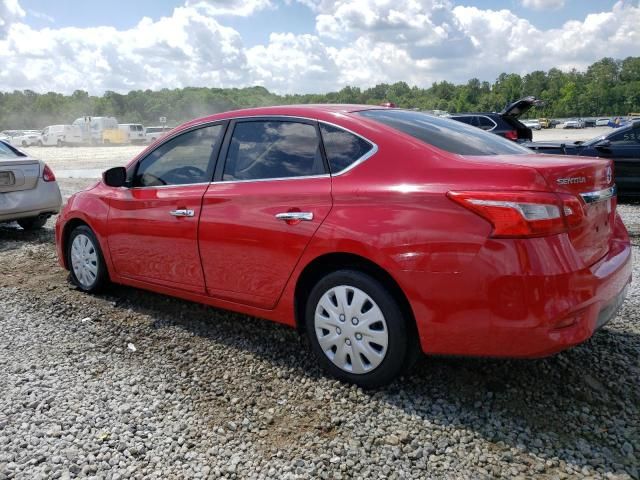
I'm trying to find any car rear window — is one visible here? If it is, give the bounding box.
[0,141,23,157]
[357,109,530,156]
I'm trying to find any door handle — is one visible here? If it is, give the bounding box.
[169,209,194,217]
[275,212,313,222]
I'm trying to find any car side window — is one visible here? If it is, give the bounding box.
[134,124,223,187]
[320,123,374,173]
[609,127,640,145]
[477,116,496,131]
[223,121,324,181]
[451,116,474,126]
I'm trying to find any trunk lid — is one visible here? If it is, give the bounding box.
[500,96,544,118]
[0,158,41,193]
[467,154,616,266]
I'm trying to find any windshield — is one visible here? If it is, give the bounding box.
[356,109,531,156]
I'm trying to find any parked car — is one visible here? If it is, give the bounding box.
[538,118,552,129]
[0,140,62,229]
[39,124,83,147]
[145,126,172,143]
[118,124,146,144]
[595,118,611,127]
[522,119,542,130]
[448,96,544,141]
[2,130,42,147]
[562,118,585,129]
[55,105,631,387]
[525,120,640,197]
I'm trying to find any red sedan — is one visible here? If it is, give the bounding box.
[55,105,632,387]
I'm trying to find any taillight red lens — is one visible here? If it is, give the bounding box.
[447,191,584,238]
[42,164,56,182]
[504,130,518,140]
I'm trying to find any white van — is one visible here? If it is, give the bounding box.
[39,124,83,146]
[145,126,172,143]
[118,124,146,144]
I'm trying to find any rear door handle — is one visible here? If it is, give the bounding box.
[275,212,313,222]
[169,209,194,217]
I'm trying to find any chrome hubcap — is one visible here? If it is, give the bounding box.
[314,285,388,374]
[71,234,98,288]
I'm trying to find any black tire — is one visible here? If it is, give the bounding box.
[305,270,414,388]
[66,225,109,293]
[56,139,63,147]
[37,140,43,147]
[17,216,47,230]
[21,140,27,147]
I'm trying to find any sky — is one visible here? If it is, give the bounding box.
[0,0,637,95]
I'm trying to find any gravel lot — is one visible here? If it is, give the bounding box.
[1,133,638,479]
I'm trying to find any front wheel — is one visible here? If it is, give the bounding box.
[67,225,109,292]
[305,270,415,388]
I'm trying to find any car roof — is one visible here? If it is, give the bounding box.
[180,104,385,129]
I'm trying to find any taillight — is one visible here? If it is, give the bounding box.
[42,164,56,182]
[504,130,518,141]
[447,191,584,238]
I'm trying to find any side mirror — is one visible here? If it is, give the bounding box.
[102,166,127,187]
[595,139,611,149]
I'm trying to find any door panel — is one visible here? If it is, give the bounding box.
[589,144,640,196]
[199,118,332,309]
[199,177,332,308]
[106,123,226,292]
[107,185,208,292]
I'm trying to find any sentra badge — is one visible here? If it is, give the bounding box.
[556,176,587,185]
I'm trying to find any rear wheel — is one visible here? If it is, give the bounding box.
[18,216,47,230]
[67,225,108,292]
[37,140,43,147]
[305,270,413,388]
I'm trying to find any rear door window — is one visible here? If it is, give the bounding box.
[357,109,530,156]
[320,123,374,173]
[222,121,324,181]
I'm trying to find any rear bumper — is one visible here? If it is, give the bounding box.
[406,214,633,358]
[0,181,62,222]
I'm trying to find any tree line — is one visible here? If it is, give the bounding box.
[1,56,639,130]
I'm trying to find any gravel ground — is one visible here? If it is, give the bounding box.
[1,143,638,479]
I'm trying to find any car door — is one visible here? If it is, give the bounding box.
[107,122,226,293]
[591,126,640,195]
[199,118,332,309]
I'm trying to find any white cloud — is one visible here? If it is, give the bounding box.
[520,0,565,11]
[0,0,24,38]
[186,0,274,16]
[247,33,339,92]
[27,9,55,23]
[0,0,637,95]
[0,7,249,93]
